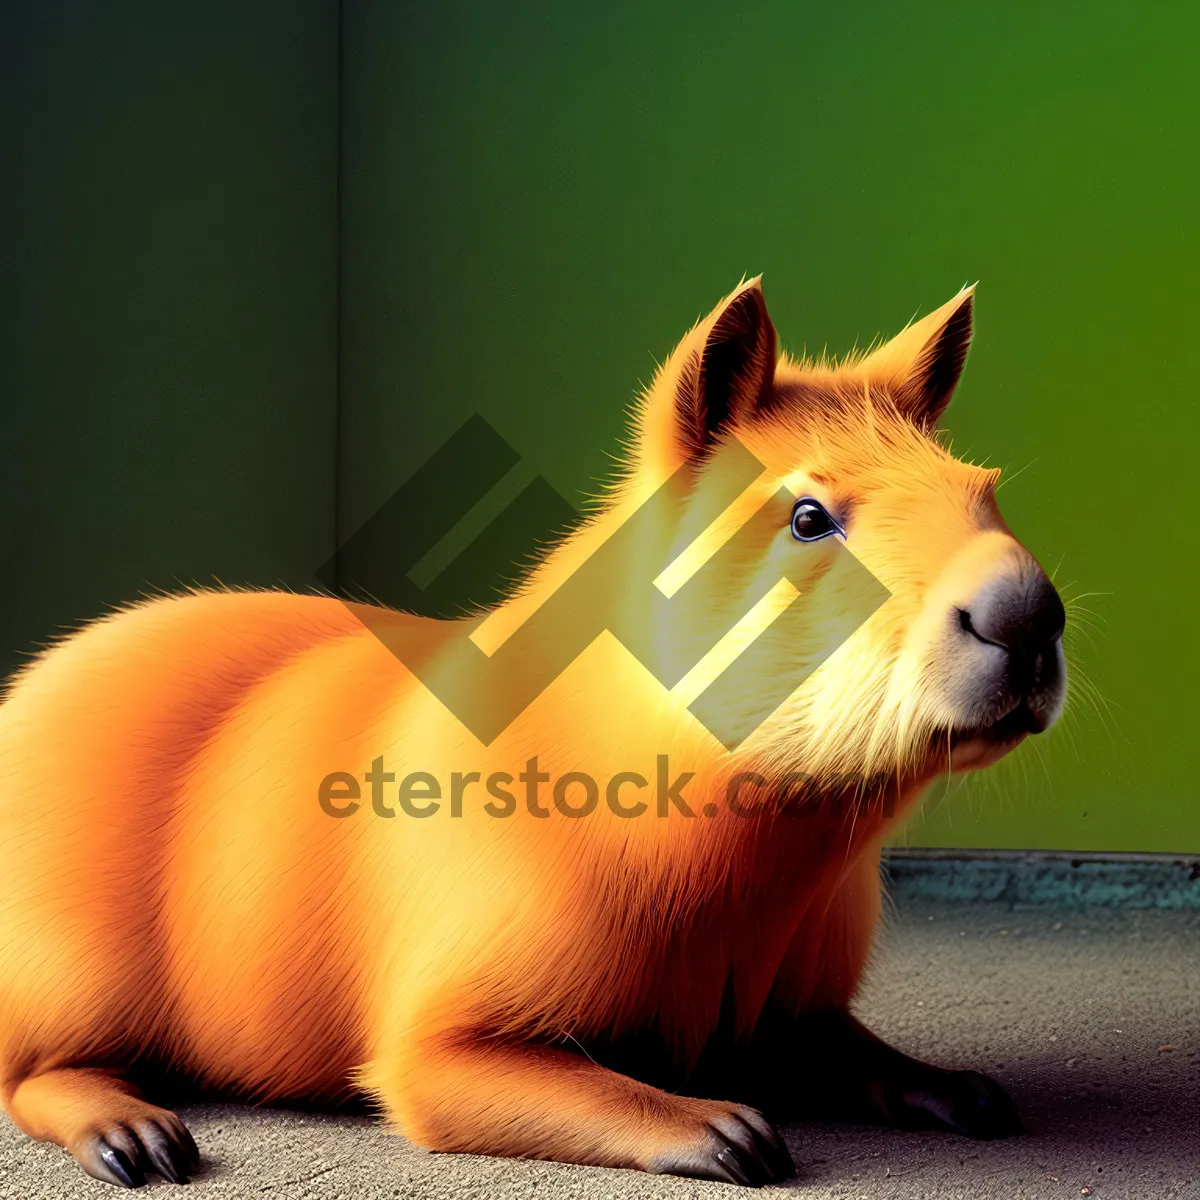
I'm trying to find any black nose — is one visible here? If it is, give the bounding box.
[958,568,1065,696]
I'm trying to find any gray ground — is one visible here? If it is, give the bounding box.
[1,902,1197,1200]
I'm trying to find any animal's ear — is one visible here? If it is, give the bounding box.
[861,285,975,429]
[672,277,778,460]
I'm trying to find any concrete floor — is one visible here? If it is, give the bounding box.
[1,902,1197,1200]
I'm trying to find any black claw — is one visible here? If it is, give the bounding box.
[734,1105,795,1178]
[137,1121,191,1184]
[645,1106,792,1186]
[712,1110,794,1186]
[714,1143,756,1186]
[98,1143,145,1188]
[74,1112,198,1188]
[711,1123,756,1168]
[758,1131,795,1178]
[174,1120,201,1169]
[711,1124,768,1185]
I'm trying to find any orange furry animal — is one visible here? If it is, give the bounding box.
[0,280,1066,1188]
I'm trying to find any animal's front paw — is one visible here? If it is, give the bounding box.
[645,1102,795,1186]
[70,1108,200,1188]
[890,1067,1021,1140]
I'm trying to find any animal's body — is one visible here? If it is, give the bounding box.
[0,280,1066,1187]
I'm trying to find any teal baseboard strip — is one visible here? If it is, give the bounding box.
[882,848,1200,909]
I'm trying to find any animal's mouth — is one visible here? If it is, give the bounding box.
[943,700,1043,770]
[949,700,1043,749]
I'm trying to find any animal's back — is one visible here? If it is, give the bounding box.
[0,590,417,1099]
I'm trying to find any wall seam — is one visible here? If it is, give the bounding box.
[333,0,346,593]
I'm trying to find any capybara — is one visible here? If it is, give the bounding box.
[0,279,1066,1187]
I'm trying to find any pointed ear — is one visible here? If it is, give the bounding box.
[861,285,975,428]
[672,277,778,460]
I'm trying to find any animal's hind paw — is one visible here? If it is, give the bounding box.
[71,1108,200,1188]
[646,1103,795,1187]
[890,1067,1021,1140]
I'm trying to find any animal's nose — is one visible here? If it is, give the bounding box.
[958,567,1066,696]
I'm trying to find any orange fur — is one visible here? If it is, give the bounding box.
[0,280,1059,1182]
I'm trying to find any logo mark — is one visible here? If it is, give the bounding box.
[319,416,888,749]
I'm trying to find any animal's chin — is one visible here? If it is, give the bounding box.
[944,702,1042,772]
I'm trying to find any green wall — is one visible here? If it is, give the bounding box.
[0,1,338,674]
[340,1,1199,853]
[3,3,1195,853]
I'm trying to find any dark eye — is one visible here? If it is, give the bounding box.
[790,497,841,542]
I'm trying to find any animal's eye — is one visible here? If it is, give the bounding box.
[790,498,841,542]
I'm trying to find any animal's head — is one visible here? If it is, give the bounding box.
[628,278,1066,790]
